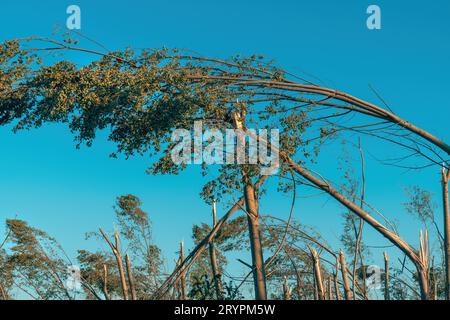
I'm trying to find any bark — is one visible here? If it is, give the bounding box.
[244,183,267,300]
[209,200,223,299]
[442,166,450,300]
[99,228,129,300]
[384,252,390,300]
[125,254,137,300]
[339,250,353,300]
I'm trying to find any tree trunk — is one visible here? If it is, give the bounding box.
[334,257,341,300]
[417,230,430,300]
[417,268,430,300]
[99,228,129,300]
[125,254,137,300]
[244,183,267,300]
[442,166,450,300]
[102,264,110,300]
[339,250,353,300]
[384,252,390,300]
[180,241,187,300]
[310,247,325,300]
[327,276,333,300]
[283,276,292,300]
[333,272,341,300]
[209,200,223,299]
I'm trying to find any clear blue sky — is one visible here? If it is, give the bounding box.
[1,0,449,287]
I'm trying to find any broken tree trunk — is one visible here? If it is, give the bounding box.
[99,228,129,300]
[339,250,353,300]
[442,166,450,300]
[418,230,430,300]
[310,247,325,300]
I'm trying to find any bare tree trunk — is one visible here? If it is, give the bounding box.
[99,228,129,300]
[209,200,223,299]
[339,250,353,300]
[102,264,110,300]
[180,241,187,300]
[310,247,325,300]
[442,166,450,300]
[125,254,137,300]
[244,183,267,300]
[384,252,389,300]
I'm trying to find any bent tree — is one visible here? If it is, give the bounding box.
[0,36,449,299]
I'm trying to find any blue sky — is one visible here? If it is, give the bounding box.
[1,0,449,290]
